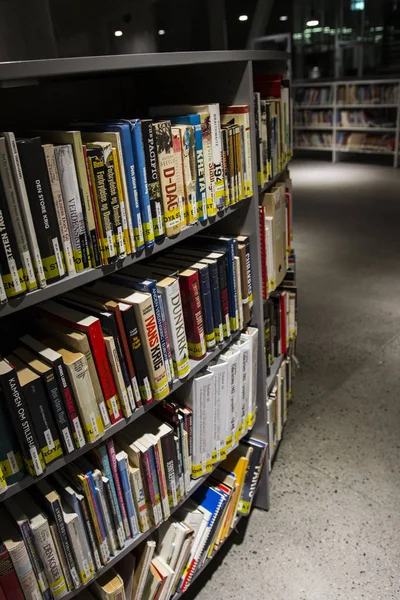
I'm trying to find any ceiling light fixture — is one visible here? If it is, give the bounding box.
[114,30,123,37]
[239,15,248,21]
[306,19,319,26]
[280,15,288,21]
[158,29,166,35]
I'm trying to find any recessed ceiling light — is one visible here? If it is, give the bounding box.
[280,15,288,21]
[239,15,248,21]
[306,19,319,26]
[114,30,123,37]
[158,29,166,35]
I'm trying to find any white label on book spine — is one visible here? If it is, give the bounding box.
[131,377,140,405]
[162,496,170,519]
[99,401,110,428]
[117,526,125,549]
[22,250,36,285]
[130,516,138,536]
[9,258,22,292]
[155,202,163,234]
[89,412,99,438]
[117,225,124,255]
[171,478,178,506]
[144,377,152,401]
[110,395,119,420]
[82,558,90,580]
[64,241,75,273]
[73,417,86,448]
[62,427,74,453]
[6,451,18,474]
[178,195,185,224]
[219,323,223,341]
[44,428,55,451]
[200,336,206,356]
[52,237,65,277]
[70,566,80,588]
[30,446,43,475]
[121,389,129,412]
[37,572,47,593]
[106,229,116,258]
[189,192,197,219]
[120,202,128,230]
[126,385,135,411]
[100,541,109,564]
[93,548,101,571]
[225,314,231,336]
[0,280,6,304]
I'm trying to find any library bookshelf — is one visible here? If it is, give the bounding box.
[293,78,400,166]
[0,50,291,598]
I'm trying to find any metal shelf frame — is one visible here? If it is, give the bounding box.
[293,78,400,166]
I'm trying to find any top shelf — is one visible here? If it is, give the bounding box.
[0,50,289,83]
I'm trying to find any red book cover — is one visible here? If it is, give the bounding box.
[253,73,282,98]
[0,544,24,600]
[280,292,287,354]
[40,300,123,424]
[106,439,131,540]
[178,269,206,360]
[0,583,6,600]
[259,206,267,300]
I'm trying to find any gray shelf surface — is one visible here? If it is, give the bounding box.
[294,125,333,130]
[0,199,249,318]
[0,50,289,82]
[0,328,244,502]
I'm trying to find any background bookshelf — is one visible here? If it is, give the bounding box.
[293,78,400,167]
[0,50,295,600]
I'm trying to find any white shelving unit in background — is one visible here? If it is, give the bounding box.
[293,78,400,167]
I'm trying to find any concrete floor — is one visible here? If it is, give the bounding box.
[185,161,400,600]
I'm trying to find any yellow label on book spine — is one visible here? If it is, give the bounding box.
[70,249,85,272]
[152,374,170,401]
[188,340,206,359]
[42,439,63,464]
[205,332,216,348]
[206,197,217,217]
[226,435,233,450]
[174,356,191,379]
[192,463,206,478]
[50,574,68,597]
[220,446,227,460]
[0,451,23,479]
[205,459,213,472]
[2,268,26,297]
[164,205,181,231]
[0,466,6,490]
[143,220,155,246]
[211,450,217,464]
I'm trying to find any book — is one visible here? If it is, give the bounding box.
[178,269,206,361]
[128,461,151,534]
[16,137,66,283]
[1,132,46,288]
[140,119,165,241]
[208,359,228,463]
[220,346,241,448]
[42,144,76,274]
[92,469,117,556]
[0,507,42,600]
[115,450,140,539]
[49,522,73,591]
[53,144,92,271]
[237,437,267,515]
[0,137,37,292]
[0,541,24,600]
[59,500,95,585]
[0,387,25,484]
[0,175,27,298]
[171,126,186,228]
[8,351,63,465]
[105,440,131,541]
[19,334,82,452]
[0,359,45,476]
[132,540,156,600]
[171,125,197,224]
[91,568,126,600]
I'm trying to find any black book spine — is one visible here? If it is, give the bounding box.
[52,357,86,450]
[0,364,45,476]
[49,497,80,589]
[42,369,75,454]
[215,253,230,339]
[159,430,179,508]
[104,148,125,258]
[98,312,132,399]
[264,316,271,376]
[267,299,275,364]
[16,137,66,283]
[120,306,153,405]
[197,266,215,350]
[0,388,25,484]
[19,374,63,465]
[0,176,26,298]
[141,120,165,241]
[239,235,253,317]
[254,94,261,182]
[271,296,280,359]
[205,261,223,343]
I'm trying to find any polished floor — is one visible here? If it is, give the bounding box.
[186,161,400,600]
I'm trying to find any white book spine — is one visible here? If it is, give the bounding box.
[0,137,37,290]
[208,104,225,210]
[221,347,241,447]
[129,465,151,533]
[191,371,214,475]
[208,359,228,461]
[202,114,216,217]
[53,145,87,267]
[234,338,252,435]
[159,280,190,380]
[33,520,68,599]
[64,515,94,585]
[241,327,258,426]
[243,111,253,196]
[93,472,117,556]
[265,216,275,291]
[42,145,76,274]
[104,336,132,418]
[7,541,42,600]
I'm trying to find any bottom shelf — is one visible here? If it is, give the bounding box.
[336,147,395,155]
[293,146,333,152]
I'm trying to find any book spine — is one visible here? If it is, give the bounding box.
[86,146,117,264]
[129,465,151,533]
[241,236,253,314]
[49,524,72,591]
[42,145,75,274]
[197,266,215,350]
[221,129,229,205]
[104,336,132,418]
[159,431,178,508]
[0,138,37,291]
[254,93,263,186]
[178,126,197,224]
[50,498,80,589]
[111,305,142,407]
[159,281,190,380]
[208,362,228,459]
[157,292,174,385]
[174,433,184,499]
[130,120,154,247]
[111,147,131,255]
[2,132,46,287]
[106,440,131,540]
[201,114,216,218]
[42,370,75,455]
[20,376,63,465]
[103,477,125,549]
[139,447,162,526]
[192,123,207,221]
[92,473,117,556]
[18,521,51,600]
[53,359,86,450]
[5,540,42,600]
[0,178,27,298]
[116,453,140,538]
[104,146,126,259]
[171,127,186,228]
[119,305,151,405]
[0,271,6,304]
[213,254,229,339]
[16,138,66,283]
[146,444,165,522]
[205,261,223,343]
[65,516,94,585]
[153,121,181,237]
[33,520,68,599]
[102,315,136,411]
[178,271,206,360]
[181,429,191,493]
[77,495,102,571]
[208,105,225,210]
[0,390,25,485]
[0,545,25,600]
[0,366,45,476]
[140,120,165,241]
[82,145,104,266]
[259,207,267,299]
[84,474,110,565]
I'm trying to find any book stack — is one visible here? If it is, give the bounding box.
[294,86,334,106]
[264,284,297,376]
[336,132,395,153]
[0,105,252,305]
[294,132,333,149]
[267,356,292,467]
[253,74,291,186]
[339,110,395,129]
[295,110,333,127]
[337,83,398,105]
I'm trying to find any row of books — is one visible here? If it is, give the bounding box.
[294,110,333,127]
[337,84,398,105]
[264,283,297,376]
[338,110,395,129]
[0,104,253,302]
[0,233,254,486]
[267,354,292,468]
[0,425,265,600]
[336,133,395,153]
[253,74,291,186]
[294,133,332,148]
[259,172,292,299]
[294,87,334,106]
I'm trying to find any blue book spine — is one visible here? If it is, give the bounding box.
[110,273,172,386]
[126,119,154,247]
[146,445,162,519]
[101,124,144,251]
[169,115,207,221]
[87,472,108,543]
[97,446,125,543]
[197,266,215,350]
[205,261,223,343]
[116,453,139,538]
[19,521,52,600]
